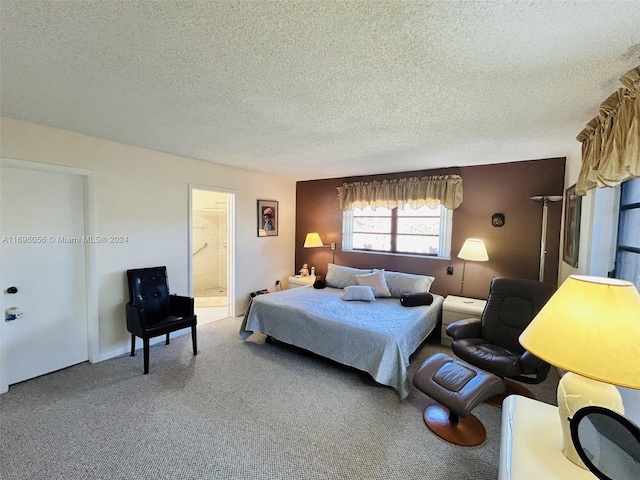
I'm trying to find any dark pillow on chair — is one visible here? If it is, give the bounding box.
[400,292,434,307]
[313,276,326,289]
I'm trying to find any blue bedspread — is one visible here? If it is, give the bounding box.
[240,286,443,399]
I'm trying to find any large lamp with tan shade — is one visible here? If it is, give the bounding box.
[519,275,640,469]
[457,238,489,297]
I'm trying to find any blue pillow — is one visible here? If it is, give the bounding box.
[341,285,376,302]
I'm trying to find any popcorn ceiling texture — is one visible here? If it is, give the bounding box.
[1,0,639,180]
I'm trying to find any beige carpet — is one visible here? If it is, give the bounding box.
[0,316,559,480]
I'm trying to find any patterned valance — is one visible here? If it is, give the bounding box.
[576,62,640,195]
[337,174,463,211]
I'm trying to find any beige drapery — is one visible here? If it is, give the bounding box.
[576,63,640,195]
[337,174,463,211]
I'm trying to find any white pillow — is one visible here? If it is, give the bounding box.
[384,271,435,298]
[341,285,376,302]
[325,263,373,289]
[356,269,391,297]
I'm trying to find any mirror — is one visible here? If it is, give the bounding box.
[570,406,640,480]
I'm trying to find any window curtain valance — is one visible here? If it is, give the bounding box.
[337,174,463,211]
[575,62,640,195]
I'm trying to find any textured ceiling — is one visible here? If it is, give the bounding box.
[1,1,639,180]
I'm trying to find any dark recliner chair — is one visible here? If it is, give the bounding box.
[126,266,197,374]
[446,276,555,394]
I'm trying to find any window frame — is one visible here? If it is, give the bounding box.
[342,204,453,258]
[614,177,640,285]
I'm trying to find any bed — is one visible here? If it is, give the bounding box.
[240,265,443,399]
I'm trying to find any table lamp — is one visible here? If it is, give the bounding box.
[519,275,640,469]
[457,238,489,297]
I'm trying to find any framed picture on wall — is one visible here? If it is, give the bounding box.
[563,184,581,267]
[257,199,278,237]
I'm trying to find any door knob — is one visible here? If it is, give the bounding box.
[6,287,18,294]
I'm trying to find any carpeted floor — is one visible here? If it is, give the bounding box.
[0,316,559,480]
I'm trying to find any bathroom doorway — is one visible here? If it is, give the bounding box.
[190,186,235,324]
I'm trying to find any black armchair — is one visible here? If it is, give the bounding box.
[446,277,556,388]
[126,266,197,374]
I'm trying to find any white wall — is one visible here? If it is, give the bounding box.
[561,141,640,425]
[0,117,296,363]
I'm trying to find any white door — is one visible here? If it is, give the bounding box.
[1,166,88,386]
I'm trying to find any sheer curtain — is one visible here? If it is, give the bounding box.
[337,174,463,211]
[576,63,639,195]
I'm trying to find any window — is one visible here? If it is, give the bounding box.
[342,204,452,257]
[614,177,640,288]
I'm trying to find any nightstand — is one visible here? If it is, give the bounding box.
[441,295,487,346]
[287,275,316,289]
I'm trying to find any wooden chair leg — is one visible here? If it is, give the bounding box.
[143,337,150,374]
[130,334,136,356]
[165,333,170,345]
[192,325,197,355]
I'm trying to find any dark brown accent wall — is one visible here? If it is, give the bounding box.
[295,158,565,300]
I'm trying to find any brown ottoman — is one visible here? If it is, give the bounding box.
[412,352,505,446]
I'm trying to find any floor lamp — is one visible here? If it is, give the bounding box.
[530,195,562,282]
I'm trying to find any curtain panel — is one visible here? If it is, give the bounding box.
[576,63,640,195]
[337,174,463,211]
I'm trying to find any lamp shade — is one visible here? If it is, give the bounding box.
[304,232,324,248]
[519,275,640,389]
[457,238,489,261]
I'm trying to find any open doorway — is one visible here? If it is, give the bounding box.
[190,186,235,324]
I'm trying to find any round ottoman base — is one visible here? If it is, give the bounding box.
[423,404,486,447]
